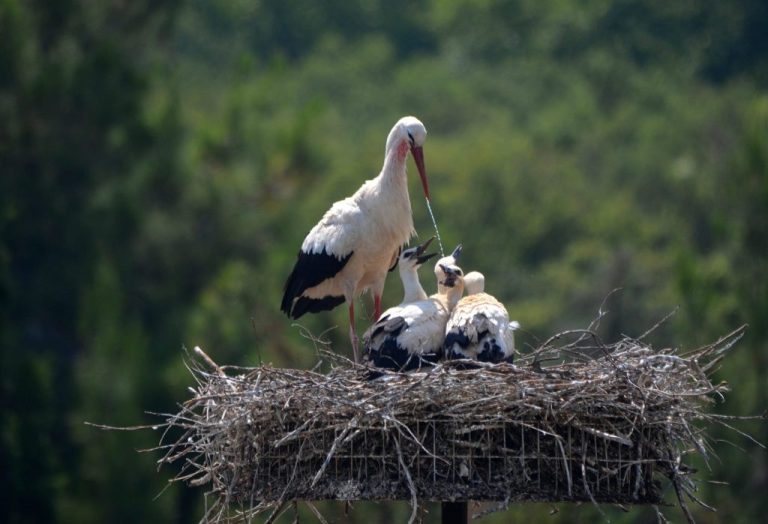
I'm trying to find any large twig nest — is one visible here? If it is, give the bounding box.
[154,326,749,523]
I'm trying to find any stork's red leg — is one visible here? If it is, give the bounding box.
[373,295,382,321]
[348,301,360,363]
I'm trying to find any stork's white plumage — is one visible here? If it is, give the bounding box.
[364,262,465,372]
[444,271,519,363]
[281,116,430,362]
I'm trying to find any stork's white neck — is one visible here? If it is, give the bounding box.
[445,284,464,309]
[430,283,463,311]
[381,140,410,187]
[399,267,428,303]
[361,138,414,240]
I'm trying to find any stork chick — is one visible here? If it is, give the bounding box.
[434,244,462,294]
[364,262,465,372]
[444,271,519,363]
[395,236,437,304]
[281,116,430,362]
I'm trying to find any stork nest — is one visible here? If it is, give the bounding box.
[154,325,749,523]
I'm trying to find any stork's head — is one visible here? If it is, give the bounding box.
[400,236,437,272]
[434,244,462,294]
[434,244,462,279]
[437,263,464,290]
[464,271,485,295]
[386,116,429,199]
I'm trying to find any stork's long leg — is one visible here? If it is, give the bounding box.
[348,301,360,363]
[373,294,382,321]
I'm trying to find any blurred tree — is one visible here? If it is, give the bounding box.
[673,96,768,518]
[175,0,435,66]
[0,0,179,522]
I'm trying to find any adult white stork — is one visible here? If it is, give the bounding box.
[281,116,430,362]
[363,262,465,372]
[444,271,520,363]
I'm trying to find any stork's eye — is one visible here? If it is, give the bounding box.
[407,131,415,146]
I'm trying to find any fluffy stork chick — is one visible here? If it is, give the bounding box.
[364,263,465,372]
[444,271,519,363]
[396,237,438,303]
[281,116,430,362]
[434,244,462,294]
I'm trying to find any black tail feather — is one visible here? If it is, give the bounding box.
[281,248,352,318]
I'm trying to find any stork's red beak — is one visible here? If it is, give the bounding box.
[410,145,429,200]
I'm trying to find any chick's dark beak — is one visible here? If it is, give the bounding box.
[415,236,435,264]
[451,244,463,262]
[416,252,437,265]
[416,236,435,255]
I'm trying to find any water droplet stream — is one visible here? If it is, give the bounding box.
[424,198,445,256]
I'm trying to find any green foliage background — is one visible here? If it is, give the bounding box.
[1,1,766,522]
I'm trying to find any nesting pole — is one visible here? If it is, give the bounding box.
[442,501,468,524]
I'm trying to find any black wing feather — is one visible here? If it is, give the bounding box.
[365,315,440,372]
[281,248,352,318]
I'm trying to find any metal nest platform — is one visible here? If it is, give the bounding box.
[155,326,747,522]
